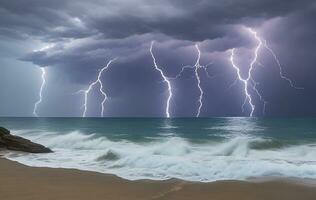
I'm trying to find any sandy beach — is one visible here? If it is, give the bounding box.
[0,158,315,200]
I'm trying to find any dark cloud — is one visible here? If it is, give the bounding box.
[0,0,315,117]
[0,0,313,41]
[88,0,314,40]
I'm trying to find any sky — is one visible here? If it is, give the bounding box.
[0,0,315,117]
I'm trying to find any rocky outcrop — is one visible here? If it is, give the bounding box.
[0,127,52,153]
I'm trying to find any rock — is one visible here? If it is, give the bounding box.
[0,127,52,153]
[0,127,10,135]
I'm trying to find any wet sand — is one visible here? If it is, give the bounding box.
[1,158,316,200]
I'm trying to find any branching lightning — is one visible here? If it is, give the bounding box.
[229,27,302,117]
[78,58,117,117]
[262,40,303,90]
[193,44,204,117]
[230,48,256,116]
[172,44,213,117]
[150,41,172,118]
[33,68,46,117]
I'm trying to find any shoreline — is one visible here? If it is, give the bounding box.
[1,157,316,200]
[4,153,316,186]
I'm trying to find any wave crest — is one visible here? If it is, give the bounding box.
[6,129,316,182]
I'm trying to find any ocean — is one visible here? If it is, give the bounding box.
[2,117,316,182]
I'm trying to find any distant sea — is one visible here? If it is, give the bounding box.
[2,117,316,182]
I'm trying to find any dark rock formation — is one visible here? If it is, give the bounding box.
[0,127,52,153]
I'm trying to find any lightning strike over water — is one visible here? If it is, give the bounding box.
[229,28,266,116]
[33,68,46,117]
[79,58,117,117]
[150,41,172,118]
[229,27,302,117]
[230,49,256,116]
[193,44,204,117]
[172,44,213,117]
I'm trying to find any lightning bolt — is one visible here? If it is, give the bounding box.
[150,41,173,118]
[33,68,46,117]
[170,44,213,117]
[262,40,303,90]
[193,44,204,117]
[78,58,117,117]
[229,27,301,117]
[250,79,268,115]
[230,48,256,116]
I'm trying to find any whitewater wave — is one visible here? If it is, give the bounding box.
[5,129,316,182]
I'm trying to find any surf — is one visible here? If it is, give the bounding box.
[5,128,316,182]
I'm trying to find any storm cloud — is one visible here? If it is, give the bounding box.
[0,0,316,117]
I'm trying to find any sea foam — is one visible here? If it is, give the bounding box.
[5,129,316,182]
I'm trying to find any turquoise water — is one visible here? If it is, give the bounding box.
[2,117,316,182]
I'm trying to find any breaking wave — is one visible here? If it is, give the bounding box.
[5,129,316,182]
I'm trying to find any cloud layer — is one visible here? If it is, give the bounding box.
[0,0,315,117]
